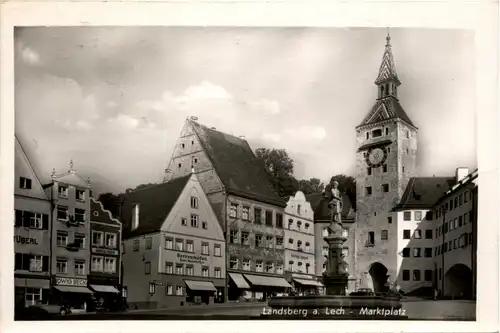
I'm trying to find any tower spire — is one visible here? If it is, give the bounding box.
[375,30,400,99]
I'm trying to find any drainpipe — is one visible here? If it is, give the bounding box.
[441,204,446,297]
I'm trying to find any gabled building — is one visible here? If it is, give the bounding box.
[44,161,93,311]
[162,118,290,301]
[88,198,123,298]
[121,173,226,309]
[307,192,356,294]
[14,136,51,307]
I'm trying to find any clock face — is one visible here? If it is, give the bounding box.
[366,147,388,167]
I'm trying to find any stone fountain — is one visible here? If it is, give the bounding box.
[261,181,407,319]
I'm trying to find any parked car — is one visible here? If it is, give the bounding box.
[33,302,72,315]
[349,288,375,296]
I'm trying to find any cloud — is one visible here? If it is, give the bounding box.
[20,46,41,65]
[176,81,232,103]
[262,133,282,142]
[75,121,93,131]
[285,126,327,141]
[108,114,140,130]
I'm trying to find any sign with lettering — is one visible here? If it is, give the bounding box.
[55,277,87,286]
[14,236,38,245]
[291,253,309,261]
[92,247,119,256]
[177,253,207,264]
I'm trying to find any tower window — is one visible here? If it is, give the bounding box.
[366,132,369,140]
[372,129,382,138]
[382,184,389,192]
[365,187,372,196]
[385,127,389,136]
[406,148,409,154]
[403,167,405,172]
[383,164,388,173]
[381,230,388,240]
[367,167,372,176]
[387,148,391,153]
[367,232,375,246]
[406,131,410,139]
[178,163,182,169]
[387,216,392,224]
[181,143,185,148]
[381,86,385,97]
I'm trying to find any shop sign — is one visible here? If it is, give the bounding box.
[55,277,87,286]
[92,247,119,256]
[292,273,313,279]
[14,236,38,245]
[177,253,207,264]
[291,253,308,261]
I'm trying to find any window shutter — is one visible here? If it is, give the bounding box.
[42,256,49,272]
[15,253,22,270]
[15,210,23,227]
[26,178,32,189]
[22,254,31,271]
[23,211,33,228]
[42,214,49,230]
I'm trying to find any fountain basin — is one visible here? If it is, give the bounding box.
[261,295,408,320]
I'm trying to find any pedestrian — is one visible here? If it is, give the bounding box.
[434,289,438,301]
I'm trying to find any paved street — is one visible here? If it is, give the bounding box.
[401,299,476,320]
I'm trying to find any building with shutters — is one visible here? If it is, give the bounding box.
[43,161,93,311]
[14,136,52,307]
[121,173,226,309]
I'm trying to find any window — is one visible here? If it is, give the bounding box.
[276,213,283,228]
[289,238,294,245]
[191,214,199,227]
[145,237,152,250]
[265,211,273,226]
[176,264,183,275]
[76,189,85,201]
[25,288,42,306]
[414,211,422,221]
[105,257,116,273]
[403,211,412,221]
[305,223,310,231]
[186,265,194,276]
[365,187,372,196]
[29,255,43,272]
[383,164,388,173]
[323,228,329,237]
[230,257,239,269]
[254,208,262,224]
[297,240,303,251]
[56,258,68,274]
[149,283,156,294]
[256,260,263,273]
[214,244,222,257]
[459,216,463,227]
[166,285,173,295]
[175,239,184,251]
[74,234,85,248]
[229,230,239,244]
[414,230,421,239]
[297,221,302,230]
[463,213,468,225]
[176,286,183,296]
[57,206,68,221]
[424,270,433,282]
[367,167,372,176]
[74,208,85,223]
[230,204,238,218]
[202,266,209,277]
[243,259,251,271]
[105,233,117,248]
[424,248,433,258]
[305,242,310,252]
[187,240,194,253]
[165,262,173,274]
[276,237,284,247]
[277,263,284,274]
[464,191,469,203]
[425,229,433,239]
[413,248,421,257]
[241,231,249,245]
[454,218,458,229]
[366,132,369,139]
[402,248,410,258]
[73,259,85,275]
[454,197,458,208]
[322,246,329,257]
[266,235,274,248]
[190,196,198,209]
[143,261,151,275]
[266,262,274,273]
[133,240,139,252]
[20,177,32,189]
[382,184,389,192]
[57,231,68,247]
[255,234,263,247]
[413,270,421,281]
[181,218,187,226]
[29,213,43,229]
[403,229,411,239]
[387,216,392,224]
[459,194,463,206]
[372,129,382,137]
[381,230,388,240]
[367,231,375,246]
[202,221,208,229]
[214,267,222,278]
[288,219,293,229]
[165,238,173,250]
[242,206,249,221]
[202,242,209,255]
[58,185,68,198]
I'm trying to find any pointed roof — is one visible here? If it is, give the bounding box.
[375,32,400,85]
[91,197,122,227]
[121,174,192,238]
[358,96,415,128]
[14,135,49,200]
[392,177,456,211]
[188,119,286,207]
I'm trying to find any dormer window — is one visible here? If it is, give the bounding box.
[372,129,382,138]
[58,185,68,198]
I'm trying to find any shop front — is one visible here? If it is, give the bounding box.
[184,280,217,305]
[291,274,323,296]
[242,274,292,301]
[228,272,251,301]
[52,277,93,312]
[15,277,51,307]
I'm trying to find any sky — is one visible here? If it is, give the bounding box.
[15,27,477,196]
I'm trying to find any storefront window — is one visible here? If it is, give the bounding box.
[25,288,42,306]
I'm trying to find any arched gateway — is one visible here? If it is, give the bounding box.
[369,262,389,293]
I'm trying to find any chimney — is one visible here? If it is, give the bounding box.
[456,167,469,183]
[132,204,140,230]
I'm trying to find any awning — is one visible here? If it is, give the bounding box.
[54,286,93,294]
[244,274,292,288]
[90,284,120,293]
[228,273,250,289]
[184,280,217,292]
[293,278,324,287]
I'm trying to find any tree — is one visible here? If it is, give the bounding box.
[254,148,298,197]
[328,174,356,210]
[298,178,325,195]
[98,183,157,218]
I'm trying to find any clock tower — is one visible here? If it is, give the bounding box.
[354,32,418,292]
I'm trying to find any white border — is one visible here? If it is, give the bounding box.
[1,1,498,333]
